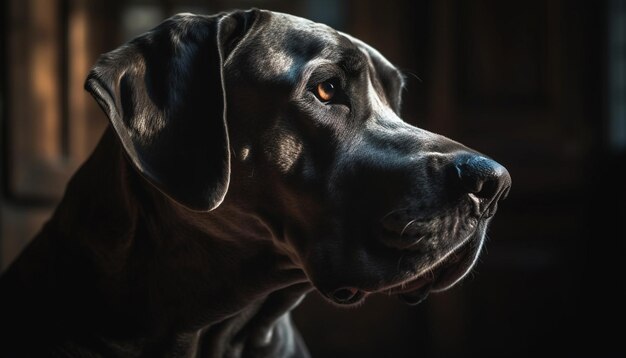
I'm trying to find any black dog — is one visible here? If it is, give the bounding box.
[0,9,511,357]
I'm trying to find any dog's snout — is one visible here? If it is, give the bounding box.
[451,154,511,217]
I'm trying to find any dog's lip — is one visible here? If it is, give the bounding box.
[431,245,476,291]
[382,274,434,295]
[375,242,474,301]
[378,273,435,306]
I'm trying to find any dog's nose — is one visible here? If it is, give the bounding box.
[451,154,511,217]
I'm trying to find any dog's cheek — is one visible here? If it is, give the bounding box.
[261,128,304,174]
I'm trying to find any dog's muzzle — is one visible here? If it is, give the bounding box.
[326,152,511,306]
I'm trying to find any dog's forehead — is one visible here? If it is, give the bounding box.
[226,11,359,81]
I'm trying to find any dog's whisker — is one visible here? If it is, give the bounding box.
[428,268,436,281]
[400,219,418,237]
[400,69,423,83]
[400,236,426,251]
[380,207,410,222]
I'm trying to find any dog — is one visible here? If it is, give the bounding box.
[0,8,511,357]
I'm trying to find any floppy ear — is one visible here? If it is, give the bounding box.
[85,10,259,211]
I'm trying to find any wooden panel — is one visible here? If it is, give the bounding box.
[67,0,108,163]
[1,0,109,269]
[7,0,71,199]
[427,0,457,134]
[6,0,109,202]
[348,0,407,65]
[457,0,551,109]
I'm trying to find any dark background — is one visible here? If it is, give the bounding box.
[1,0,624,357]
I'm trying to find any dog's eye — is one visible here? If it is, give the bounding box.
[316,81,336,102]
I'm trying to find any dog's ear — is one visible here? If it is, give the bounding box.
[85,10,260,211]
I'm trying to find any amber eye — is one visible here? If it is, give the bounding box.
[316,81,336,102]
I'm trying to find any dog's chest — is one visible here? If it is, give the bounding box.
[191,294,308,358]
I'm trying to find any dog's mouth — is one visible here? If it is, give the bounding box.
[381,244,475,305]
[323,239,478,306]
[368,210,488,305]
[318,218,488,307]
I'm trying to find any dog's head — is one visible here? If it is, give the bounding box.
[86,9,511,306]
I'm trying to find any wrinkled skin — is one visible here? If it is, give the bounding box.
[0,9,510,358]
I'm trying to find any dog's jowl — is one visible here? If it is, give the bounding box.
[0,9,511,358]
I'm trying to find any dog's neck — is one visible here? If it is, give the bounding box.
[10,128,311,356]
